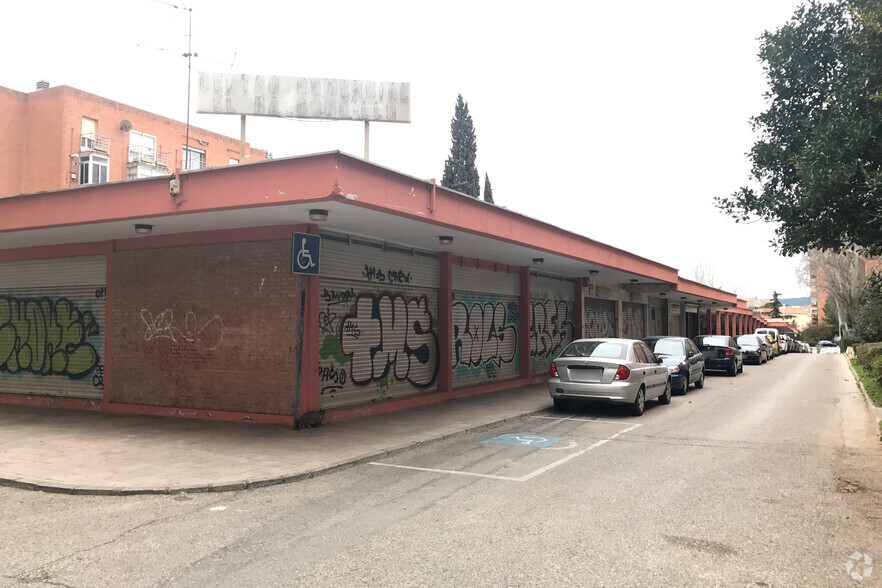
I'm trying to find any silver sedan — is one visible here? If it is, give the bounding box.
[548,338,671,416]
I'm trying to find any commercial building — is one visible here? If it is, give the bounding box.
[0,149,777,427]
[0,82,265,197]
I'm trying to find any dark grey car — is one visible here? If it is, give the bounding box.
[693,335,743,377]
[642,336,706,394]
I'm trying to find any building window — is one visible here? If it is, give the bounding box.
[129,131,157,165]
[229,157,239,165]
[79,154,109,185]
[183,146,205,170]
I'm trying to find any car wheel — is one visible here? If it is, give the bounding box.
[629,387,646,416]
[694,370,705,389]
[658,379,672,405]
[737,360,743,374]
[727,363,737,377]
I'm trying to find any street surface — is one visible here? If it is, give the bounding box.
[1,353,881,587]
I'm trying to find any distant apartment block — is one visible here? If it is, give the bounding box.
[0,82,266,197]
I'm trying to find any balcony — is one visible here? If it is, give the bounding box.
[128,146,169,169]
[80,133,110,154]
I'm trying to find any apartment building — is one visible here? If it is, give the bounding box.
[0,82,265,197]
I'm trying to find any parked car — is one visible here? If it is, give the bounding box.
[755,328,781,356]
[818,340,840,354]
[548,338,671,416]
[759,332,779,358]
[693,335,743,376]
[736,334,769,364]
[642,336,705,394]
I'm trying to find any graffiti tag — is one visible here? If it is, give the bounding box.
[140,309,224,351]
[452,301,518,369]
[339,292,438,388]
[0,296,101,379]
[321,287,356,306]
[361,265,413,284]
[585,305,616,338]
[530,299,575,361]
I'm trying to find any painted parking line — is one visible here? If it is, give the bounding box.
[369,423,642,482]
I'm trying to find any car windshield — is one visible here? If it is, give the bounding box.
[560,341,627,360]
[737,336,759,346]
[649,339,685,355]
[698,336,730,347]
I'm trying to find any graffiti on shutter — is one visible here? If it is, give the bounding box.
[584,299,616,338]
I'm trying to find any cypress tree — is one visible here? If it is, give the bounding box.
[441,94,480,198]
[483,173,494,204]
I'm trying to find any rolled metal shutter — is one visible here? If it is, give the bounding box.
[452,266,520,388]
[318,237,440,409]
[530,274,575,375]
[0,256,106,399]
[584,298,617,338]
[622,301,646,339]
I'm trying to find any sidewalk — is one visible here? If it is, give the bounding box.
[0,384,552,496]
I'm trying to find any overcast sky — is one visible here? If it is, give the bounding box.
[5,0,812,299]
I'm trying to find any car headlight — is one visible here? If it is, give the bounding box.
[668,366,679,373]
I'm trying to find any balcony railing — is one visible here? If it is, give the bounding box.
[128,146,169,169]
[80,133,110,153]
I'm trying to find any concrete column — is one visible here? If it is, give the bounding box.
[574,279,585,339]
[715,310,721,335]
[438,252,453,394]
[519,267,531,380]
[723,312,729,336]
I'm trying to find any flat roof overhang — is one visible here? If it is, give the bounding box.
[0,151,738,305]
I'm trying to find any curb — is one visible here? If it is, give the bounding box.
[0,406,551,497]
[845,356,882,427]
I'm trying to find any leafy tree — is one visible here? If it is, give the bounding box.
[442,94,481,198]
[855,273,882,341]
[769,291,783,318]
[716,0,882,255]
[483,173,494,204]
[799,323,836,345]
[822,297,840,327]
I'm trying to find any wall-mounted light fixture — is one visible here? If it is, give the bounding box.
[588,270,599,276]
[660,292,667,297]
[630,279,638,283]
[697,299,704,303]
[134,224,153,234]
[681,296,687,300]
[532,257,544,265]
[308,209,329,222]
[438,235,454,245]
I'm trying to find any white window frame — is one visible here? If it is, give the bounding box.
[129,131,157,165]
[79,154,109,185]
[183,146,206,171]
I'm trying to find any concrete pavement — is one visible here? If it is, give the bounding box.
[0,384,552,495]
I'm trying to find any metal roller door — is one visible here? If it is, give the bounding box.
[452,266,520,388]
[622,301,646,340]
[584,298,617,338]
[0,256,106,399]
[318,237,440,409]
[530,274,575,375]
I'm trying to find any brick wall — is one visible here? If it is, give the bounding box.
[0,84,268,197]
[0,88,27,195]
[111,240,300,414]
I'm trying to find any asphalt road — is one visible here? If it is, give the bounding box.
[1,353,880,587]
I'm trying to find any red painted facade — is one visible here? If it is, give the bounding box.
[0,151,760,427]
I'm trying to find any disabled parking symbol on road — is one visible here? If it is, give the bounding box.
[482,434,564,449]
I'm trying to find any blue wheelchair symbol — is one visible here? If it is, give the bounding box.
[482,434,563,449]
[292,233,320,275]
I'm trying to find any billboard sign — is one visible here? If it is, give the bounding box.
[198,72,410,123]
